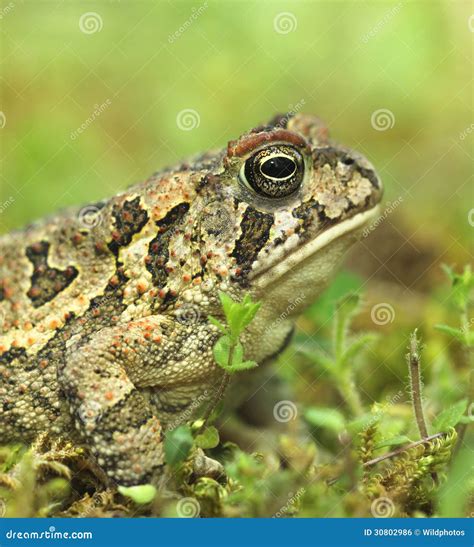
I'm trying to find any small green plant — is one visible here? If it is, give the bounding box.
[300,292,377,418]
[435,264,473,347]
[209,292,260,374]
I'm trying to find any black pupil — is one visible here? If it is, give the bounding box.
[260,156,296,179]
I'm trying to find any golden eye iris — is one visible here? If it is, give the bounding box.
[240,145,304,198]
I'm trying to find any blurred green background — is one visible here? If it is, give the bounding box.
[0,0,472,248]
[0,0,472,299]
[0,1,472,518]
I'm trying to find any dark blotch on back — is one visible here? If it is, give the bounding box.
[26,241,78,308]
[231,207,274,274]
[146,202,190,288]
[108,197,149,255]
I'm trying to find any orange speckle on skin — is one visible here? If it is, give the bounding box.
[182,274,191,283]
[49,319,60,330]
[105,391,114,401]
[153,335,162,344]
[137,281,148,294]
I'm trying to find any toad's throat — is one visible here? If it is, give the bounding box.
[249,204,381,288]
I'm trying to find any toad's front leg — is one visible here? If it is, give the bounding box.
[59,315,220,485]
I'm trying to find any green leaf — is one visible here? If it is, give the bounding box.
[339,333,378,368]
[213,335,232,369]
[218,291,235,318]
[195,426,220,449]
[434,324,466,343]
[208,315,227,334]
[432,399,468,432]
[304,407,346,433]
[333,292,360,358]
[228,359,258,372]
[164,425,194,466]
[374,435,412,449]
[346,413,379,434]
[118,484,157,504]
[298,347,334,372]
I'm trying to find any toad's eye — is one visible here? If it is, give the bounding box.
[240,145,304,198]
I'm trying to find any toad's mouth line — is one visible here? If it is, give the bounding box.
[250,204,382,288]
